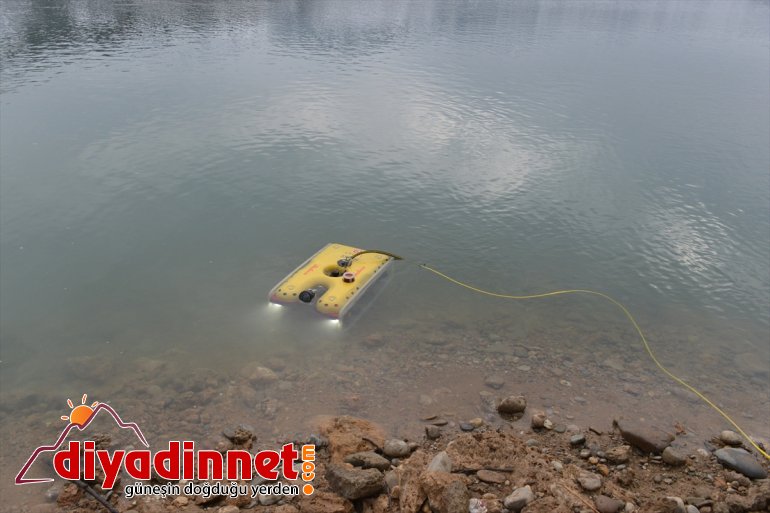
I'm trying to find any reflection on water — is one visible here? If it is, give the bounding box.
[1,0,768,505]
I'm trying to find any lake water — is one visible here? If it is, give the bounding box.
[1,0,768,506]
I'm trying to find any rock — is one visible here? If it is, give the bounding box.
[326,465,384,500]
[427,451,453,473]
[44,485,61,502]
[173,497,189,507]
[344,451,391,471]
[484,374,505,389]
[733,352,769,378]
[395,450,430,513]
[503,485,534,512]
[468,418,484,428]
[459,422,475,432]
[595,495,625,513]
[652,496,686,513]
[222,425,255,446]
[714,448,768,479]
[685,506,699,513]
[570,433,586,446]
[531,411,547,429]
[615,420,674,454]
[661,447,686,466]
[419,472,470,513]
[240,362,278,385]
[476,469,506,484]
[606,445,632,464]
[316,416,387,463]
[497,395,527,414]
[577,471,602,492]
[218,506,240,513]
[719,430,742,447]
[383,439,410,458]
[297,491,353,513]
[426,425,441,440]
[469,498,488,513]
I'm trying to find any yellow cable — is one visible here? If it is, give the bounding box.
[419,263,770,461]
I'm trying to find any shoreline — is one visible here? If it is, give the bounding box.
[9,405,770,513]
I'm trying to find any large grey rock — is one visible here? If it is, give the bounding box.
[714,448,768,479]
[503,485,534,512]
[615,420,673,454]
[497,395,527,414]
[343,451,391,471]
[326,464,384,500]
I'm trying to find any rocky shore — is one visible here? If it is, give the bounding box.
[30,402,770,513]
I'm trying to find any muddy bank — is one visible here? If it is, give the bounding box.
[16,406,770,513]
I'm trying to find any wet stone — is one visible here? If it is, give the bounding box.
[497,395,527,414]
[714,448,768,479]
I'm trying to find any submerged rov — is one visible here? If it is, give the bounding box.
[268,243,399,319]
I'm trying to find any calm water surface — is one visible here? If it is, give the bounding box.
[1,0,768,494]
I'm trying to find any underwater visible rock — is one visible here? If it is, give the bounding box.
[497,395,526,415]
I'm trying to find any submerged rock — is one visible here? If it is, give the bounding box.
[497,395,527,415]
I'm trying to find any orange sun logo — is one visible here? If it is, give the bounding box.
[61,394,98,427]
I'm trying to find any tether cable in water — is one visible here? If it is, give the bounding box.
[417,262,769,461]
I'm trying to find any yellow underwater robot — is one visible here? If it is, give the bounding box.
[268,243,399,319]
